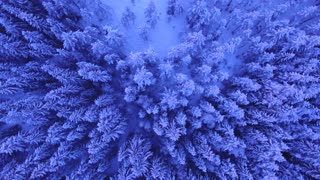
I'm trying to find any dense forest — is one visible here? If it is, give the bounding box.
[0,0,319,179]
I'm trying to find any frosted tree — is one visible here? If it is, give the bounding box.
[144,1,159,28]
[167,0,184,17]
[133,67,155,89]
[139,25,152,41]
[186,0,212,31]
[77,62,111,82]
[121,7,136,27]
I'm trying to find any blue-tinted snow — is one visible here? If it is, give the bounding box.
[102,0,188,57]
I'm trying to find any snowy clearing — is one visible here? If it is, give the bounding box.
[102,0,188,57]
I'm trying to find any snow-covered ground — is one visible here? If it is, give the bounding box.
[102,0,188,57]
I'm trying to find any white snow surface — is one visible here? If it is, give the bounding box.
[102,0,188,57]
